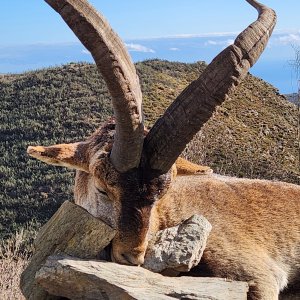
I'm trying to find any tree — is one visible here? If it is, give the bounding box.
[290,45,300,94]
[290,45,300,170]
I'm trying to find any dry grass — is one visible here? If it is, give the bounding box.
[0,230,33,300]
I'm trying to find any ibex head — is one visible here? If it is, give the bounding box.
[28,120,174,265]
[28,0,276,265]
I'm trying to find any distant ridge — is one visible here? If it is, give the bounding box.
[285,93,299,105]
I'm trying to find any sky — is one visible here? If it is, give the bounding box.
[1,0,300,94]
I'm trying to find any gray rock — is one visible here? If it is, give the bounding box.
[36,255,249,300]
[20,201,116,300]
[143,214,212,273]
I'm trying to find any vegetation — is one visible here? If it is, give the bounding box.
[0,60,299,243]
[0,229,33,299]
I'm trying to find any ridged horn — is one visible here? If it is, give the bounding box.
[144,0,276,174]
[45,0,144,172]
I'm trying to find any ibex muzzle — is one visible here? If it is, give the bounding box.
[28,1,300,299]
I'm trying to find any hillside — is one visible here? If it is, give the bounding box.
[0,60,299,240]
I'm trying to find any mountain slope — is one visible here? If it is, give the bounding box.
[0,60,299,239]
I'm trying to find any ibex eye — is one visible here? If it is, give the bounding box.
[96,188,107,196]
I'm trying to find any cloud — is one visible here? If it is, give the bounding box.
[0,53,17,59]
[204,39,234,47]
[125,43,155,53]
[174,33,237,39]
[169,47,180,51]
[126,29,300,43]
[274,33,300,46]
[272,29,300,36]
[134,32,239,40]
[81,49,90,55]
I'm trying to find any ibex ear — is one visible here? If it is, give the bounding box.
[175,157,213,176]
[27,142,89,172]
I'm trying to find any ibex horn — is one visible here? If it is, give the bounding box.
[45,0,144,172]
[144,0,276,174]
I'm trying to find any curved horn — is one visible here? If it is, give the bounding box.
[144,0,276,174]
[45,0,144,172]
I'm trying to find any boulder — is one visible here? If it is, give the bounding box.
[20,201,116,300]
[21,200,244,300]
[143,214,212,274]
[36,255,249,300]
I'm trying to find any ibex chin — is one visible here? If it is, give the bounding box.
[27,0,299,299]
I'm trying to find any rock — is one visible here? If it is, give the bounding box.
[20,201,225,299]
[36,255,249,300]
[143,214,212,274]
[20,201,116,300]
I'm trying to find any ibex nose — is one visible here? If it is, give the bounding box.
[27,146,45,157]
[122,252,145,266]
[113,251,145,266]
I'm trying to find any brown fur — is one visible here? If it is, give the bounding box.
[155,175,300,299]
[28,123,300,300]
[175,157,213,175]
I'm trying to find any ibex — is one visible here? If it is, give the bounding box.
[27,0,300,299]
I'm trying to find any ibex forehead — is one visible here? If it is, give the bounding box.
[92,154,173,199]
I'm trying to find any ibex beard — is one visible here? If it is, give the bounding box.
[27,0,300,299]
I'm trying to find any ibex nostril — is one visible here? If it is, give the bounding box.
[121,253,131,264]
[121,252,144,266]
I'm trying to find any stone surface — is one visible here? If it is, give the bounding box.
[20,201,116,300]
[143,214,212,273]
[36,255,249,300]
[21,202,243,299]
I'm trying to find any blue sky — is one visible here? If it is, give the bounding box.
[1,0,300,94]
